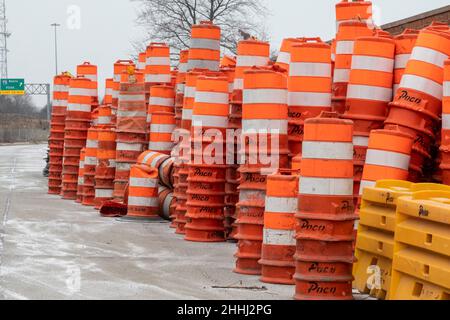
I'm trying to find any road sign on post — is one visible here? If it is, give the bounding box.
[0,79,25,95]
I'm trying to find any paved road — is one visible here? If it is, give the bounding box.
[0,144,294,300]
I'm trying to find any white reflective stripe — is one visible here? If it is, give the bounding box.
[184,86,196,98]
[182,108,193,120]
[302,142,353,160]
[53,85,69,92]
[53,100,68,106]
[190,38,220,51]
[263,229,296,246]
[113,75,120,82]
[333,69,350,83]
[109,160,117,168]
[176,83,186,94]
[365,149,410,170]
[335,41,354,55]
[347,84,393,102]
[105,88,113,96]
[116,162,131,171]
[142,152,167,167]
[70,88,96,96]
[243,89,287,104]
[79,161,85,169]
[243,119,288,135]
[444,81,450,97]
[119,94,145,102]
[299,177,353,196]
[400,74,442,100]
[228,83,234,93]
[359,180,376,196]
[149,141,174,151]
[410,46,448,68]
[145,74,172,83]
[129,177,158,188]
[239,189,266,202]
[236,55,269,67]
[179,62,188,73]
[289,62,332,77]
[112,91,119,99]
[442,114,450,130]
[288,92,331,107]
[117,110,147,118]
[137,62,145,70]
[187,59,220,71]
[393,84,400,94]
[150,124,176,134]
[86,140,98,149]
[95,189,114,198]
[331,53,336,62]
[128,197,159,207]
[78,177,84,185]
[67,103,91,112]
[354,219,359,231]
[353,136,369,147]
[195,91,229,104]
[116,143,143,151]
[192,115,228,128]
[146,57,171,66]
[84,157,97,166]
[351,55,394,73]
[265,196,297,213]
[233,78,244,90]
[395,54,410,69]
[83,74,98,82]
[149,97,174,107]
[277,51,291,65]
[98,116,112,124]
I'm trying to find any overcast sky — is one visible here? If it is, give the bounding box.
[5,0,450,107]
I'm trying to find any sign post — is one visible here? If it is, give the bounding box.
[0,79,25,95]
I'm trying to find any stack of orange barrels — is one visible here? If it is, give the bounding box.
[61,76,95,200]
[145,43,172,103]
[384,26,450,183]
[235,66,289,276]
[82,124,98,206]
[441,60,450,184]
[187,21,221,72]
[288,39,333,161]
[113,71,147,203]
[104,78,114,106]
[342,35,396,204]
[48,73,71,195]
[294,112,357,300]
[175,50,189,128]
[112,60,135,124]
[184,75,230,242]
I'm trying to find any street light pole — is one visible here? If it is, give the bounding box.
[50,23,60,76]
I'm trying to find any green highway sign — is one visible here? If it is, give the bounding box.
[0,79,25,95]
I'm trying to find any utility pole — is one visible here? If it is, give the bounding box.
[50,23,60,76]
[0,0,10,79]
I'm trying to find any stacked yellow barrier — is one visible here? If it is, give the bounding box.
[390,190,450,300]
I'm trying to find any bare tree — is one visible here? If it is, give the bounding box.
[132,0,268,57]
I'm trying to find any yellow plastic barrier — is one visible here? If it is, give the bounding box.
[390,191,450,300]
[353,180,414,300]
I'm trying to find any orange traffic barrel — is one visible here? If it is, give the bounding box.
[84,128,98,176]
[259,171,299,285]
[117,76,147,134]
[242,66,289,166]
[332,21,373,114]
[137,150,170,170]
[391,27,450,118]
[220,55,236,69]
[52,74,71,115]
[335,0,373,29]
[187,21,221,72]
[158,186,176,220]
[96,127,116,179]
[77,61,98,88]
[276,38,304,72]
[148,112,176,155]
[148,85,175,124]
[175,50,190,126]
[294,112,357,301]
[126,165,160,219]
[233,39,270,103]
[181,69,206,130]
[145,42,172,85]
[104,78,114,105]
[288,39,332,157]
[440,60,450,184]
[359,129,413,195]
[159,157,175,189]
[393,29,419,94]
[67,77,96,121]
[97,104,113,126]
[137,52,146,71]
[113,60,135,118]
[76,148,86,203]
